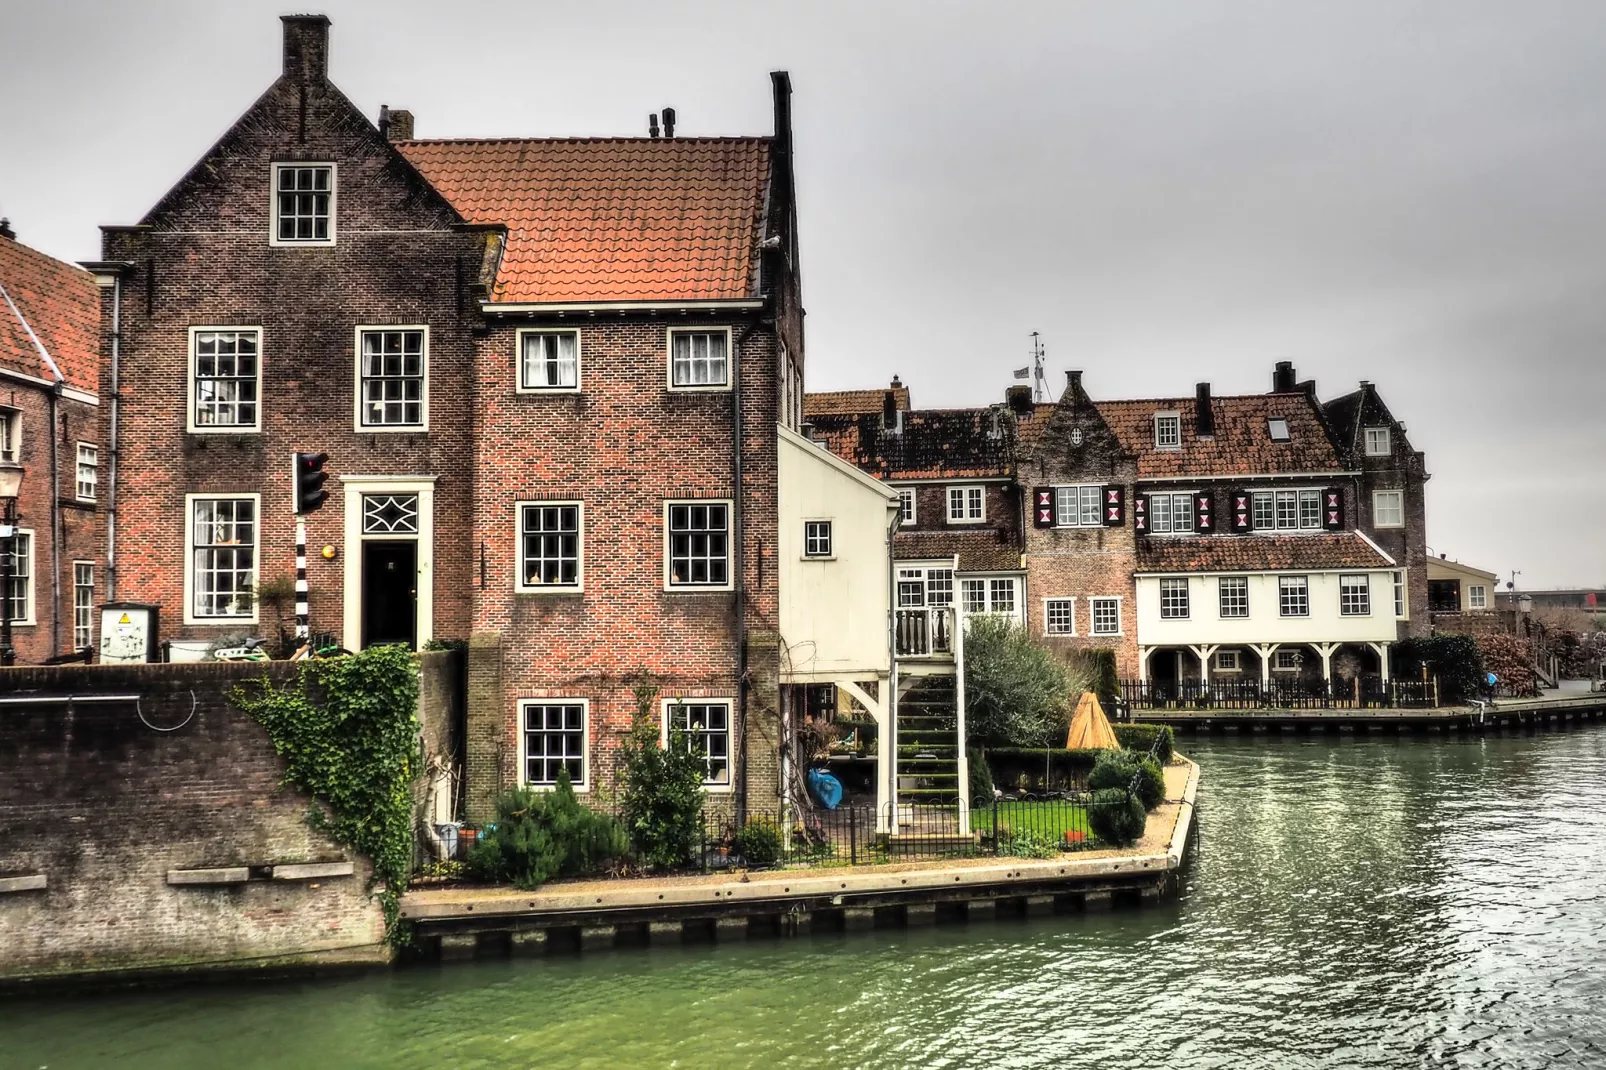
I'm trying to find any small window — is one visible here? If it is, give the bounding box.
[1219,576,1249,618]
[897,488,916,526]
[946,485,985,524]
[1216,650,1240,672]
[1252,491,1275,530]
[517,502,582,591]
[1256,489,1322,531]
[898,568,926,608]
[989,578,1017,615]
[1267,418,1291,442]
[272,164,334,244]
[666,501,731,588]
[1298,489,1322,529]
[1274,648,1302,671]
[0,409,18,463]
[961,579,987,615]
[1279,576,1309,617]
[1373,490,1404,528]
[1148,492,1194,535]
[1090,597,1121,636]
[1044,598,1075,635]
[1054,485,1102,527]
[1159,578,1190,619]
[190,329,261,431]
[75,444,98,502]
[669,329,731,390]
[357,328,427,429]
[1468,585,1487,610]
[73,561,94,650]
[362,494,420,535]
[1154,413,1181,449]
[925,568,954,607]
[1340,574,1371,616]
[664,700,732,788]
[519,329,580,392]
[521,701,587,787]
[1394,571,1407,618]
[188,496,257,621]
[1364,427,1391,456]
[803,520,833,558]
[3,530,32,624]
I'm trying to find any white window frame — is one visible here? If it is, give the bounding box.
[518,698,590,791]
[1044,597,1076,636]
[1054,484,1103,528]
[269,162,337,247]
[1373,489,1405,529]
[340,476,436,649]
[1089,596,1123,637]
[1364,427,1391,457]
[75,442,98,502]
[959,575,1019,617]
[946,485,986,524]
[663,499,734,592]
[516,327,582,394]
[1253,488,1323,531]
[1218,575,1249,618]
[897,488,916,527]
[187,326,263,434]
[1159,577,1191,619]
[1468,585,1488,610]
[354,325,430,432]
[73,560,94,650]
[661,697,734,791]
[182,494,260,626]
[2,528,35,626]
[1154,412,1181,450]
[666,326,734,392]
[0,408,19,463]
[1216,650,1241,672]
[1339,574,1371,616]
[1279,575,1310,618]
[803,519,834,559]
[1394,570,1408,619]
[1148,491,1194,535]
[514,500,584,594]
[1274,648,1302,672]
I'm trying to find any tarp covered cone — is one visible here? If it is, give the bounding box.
[1064,692,1121,751]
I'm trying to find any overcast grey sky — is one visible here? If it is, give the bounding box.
[2,0,1601,588]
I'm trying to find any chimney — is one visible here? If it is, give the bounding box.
[1272,361,1297,392]
[882,390,898,426]
[662,107,677,137]
[0,218,13,241]
[1195,382,1215,437]
[1066,369,1083,391]
[890,375,902,389]
[1005,385,1033,415]
[384,108,414,142]
[281,14,331,83]
[648,113,661,138]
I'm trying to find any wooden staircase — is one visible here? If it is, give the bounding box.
[895,673,962,807]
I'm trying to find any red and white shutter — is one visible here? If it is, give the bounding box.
[1194,489,1215,533]
[1229,489,1252,534]
[1324,487,1345,530]
[1102,484,1125,526]
[1033,487,1055,528]
[1132,494,1148,534]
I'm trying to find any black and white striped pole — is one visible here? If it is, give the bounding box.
[294,518,310,650]
[292,453,329,656]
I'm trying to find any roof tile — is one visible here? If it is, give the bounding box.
[805,408,1012,480]
[0,237,99,393]
[1136,532,1394,573]
[1096,394,1341,479]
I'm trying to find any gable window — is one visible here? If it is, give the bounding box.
[1364,427,1392,456]
[1253,489,1322,531]
[1468,585,1488,609]
[803,520,833,558]
[947,485,985,524]
[357,328,427,429]
[1154,413,1181,449]
[1340,574,1371,616]
[3,530,33,625]
[1267,418,1291,442]
[73,561,94,650]
[1148,492,1194,534]
[896,488,916,526]
[187,496,257,622]
[517,502,582,591]
[521,700,587,788]
[1055,485,1101,527]
[668,329,731,390]
[1274,648,1302,671]
[1279,575,1310,617]
[664,699,732,788]
[1219,576,1249,618]
[1159,577,1190,618]
[75,444,98,502]
[1394,571,1407,618]
[190,328,261,431]
[519,329,580,392]
[0,409,17,462]
[1044,598,1075,635]
[1090,597,1122,636]
[1373,490,1404,528]
[666,501,731,589]
[1216,650,1240,672]
[272,163,334,245]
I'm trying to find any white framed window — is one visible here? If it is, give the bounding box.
[188,328,261,432]
[667,327,732,390]
[663,698,732,789]
[516,501,583,592]
[1216,650,1240,672]
[1340,574,1371,616]
[3,529,34,625]
[1054,485,1102,527]
[75,443,98,502]
[520,700,588,788]
[1373,490,1404,528]
[1090,597,1122,636]
[73,561,94,650]
[665,500,732,590]
[961,579,987,614]
[1149,491,1194,534]
[1468,585,1488,609]
[803,520,833,558]
[184,495,258,624]
[0,408,19,462]
[1394,570,1407,618]
[1154,413,1181,449]
[1254,489,1322,531]
[1364,427,1391,456]
[1219,576,1249,618]
[960,576,1018,616]
[1252,491,1275,530]
[1274,648,1302,671]
[270,163,335,245]
[947,485,985,524]
[518,328,581,392]
[897,488,916,526]
[356,327,428,430]
[1159,577,1190,619]
[1279,575,1310,617]
[989,578,1017,615]
[1044,598,1075,635]
[1267,418,1291,442]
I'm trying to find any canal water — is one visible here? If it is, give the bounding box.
[4,730,1605,1069]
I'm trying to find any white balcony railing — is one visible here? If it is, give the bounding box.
[895,607,954,659]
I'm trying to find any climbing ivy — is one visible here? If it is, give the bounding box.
[233,645,420,943]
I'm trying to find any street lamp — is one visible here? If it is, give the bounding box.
[0,459,23,667]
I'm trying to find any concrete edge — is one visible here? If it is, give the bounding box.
[1166,757,1201,869]
[0,942,393,997]
[166,867,250,886]
[272,862,355,881]
[0,874,47,894]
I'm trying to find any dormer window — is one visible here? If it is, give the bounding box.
[272,163,335,245]
[1364,427,1391,456]
[1267,418,1291,442]
[1154,413,1181,450]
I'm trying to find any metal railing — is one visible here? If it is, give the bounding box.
[1120,676,1440,710]
[895,607,954,658]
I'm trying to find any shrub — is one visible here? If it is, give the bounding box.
[967,747,995,803]
[1113,723,1175,764]
[963,615,1084,747]
[734,818,783,868]
[468,775,626,890]
[997,827,1059,859]
[1476,633,1542,697]
[618,678,709,870]
[1086,750,1165,811]
[1087,788,1147,846]
[1393,635,1482,704]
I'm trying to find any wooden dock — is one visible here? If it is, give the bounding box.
[1132,691,1606,733]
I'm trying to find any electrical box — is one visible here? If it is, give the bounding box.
[100,602,160,664]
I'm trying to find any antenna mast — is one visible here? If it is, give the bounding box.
[1030,332,1048,403]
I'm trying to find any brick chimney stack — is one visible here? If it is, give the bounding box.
[281,14,331,83]
[386,109,415,141]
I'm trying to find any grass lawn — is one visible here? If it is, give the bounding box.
[970,800,1093,846]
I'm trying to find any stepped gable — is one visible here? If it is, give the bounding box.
[0,236,99,393]
[1135,532,1395,573]
[1096,393,1341,479]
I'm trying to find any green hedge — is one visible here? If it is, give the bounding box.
[1088,788,1146,845]
[984,747,1106,794]
[1086,750,1166,811]
[1114,723,1175,763]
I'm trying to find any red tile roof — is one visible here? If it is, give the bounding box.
[1096,394,1342,479]
[804,386,910,417]
[397,138,770,304]
[806,408,1013,480]
[1136,532,1395,573]
[895,529,1023,573]
[0,236,99,393]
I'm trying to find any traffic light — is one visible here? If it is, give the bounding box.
[294,452,328,514]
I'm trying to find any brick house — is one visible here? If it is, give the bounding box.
[87,15,806,817]
[0,223,103,663]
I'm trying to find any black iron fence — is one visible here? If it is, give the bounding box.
[1120,675,1439,711]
